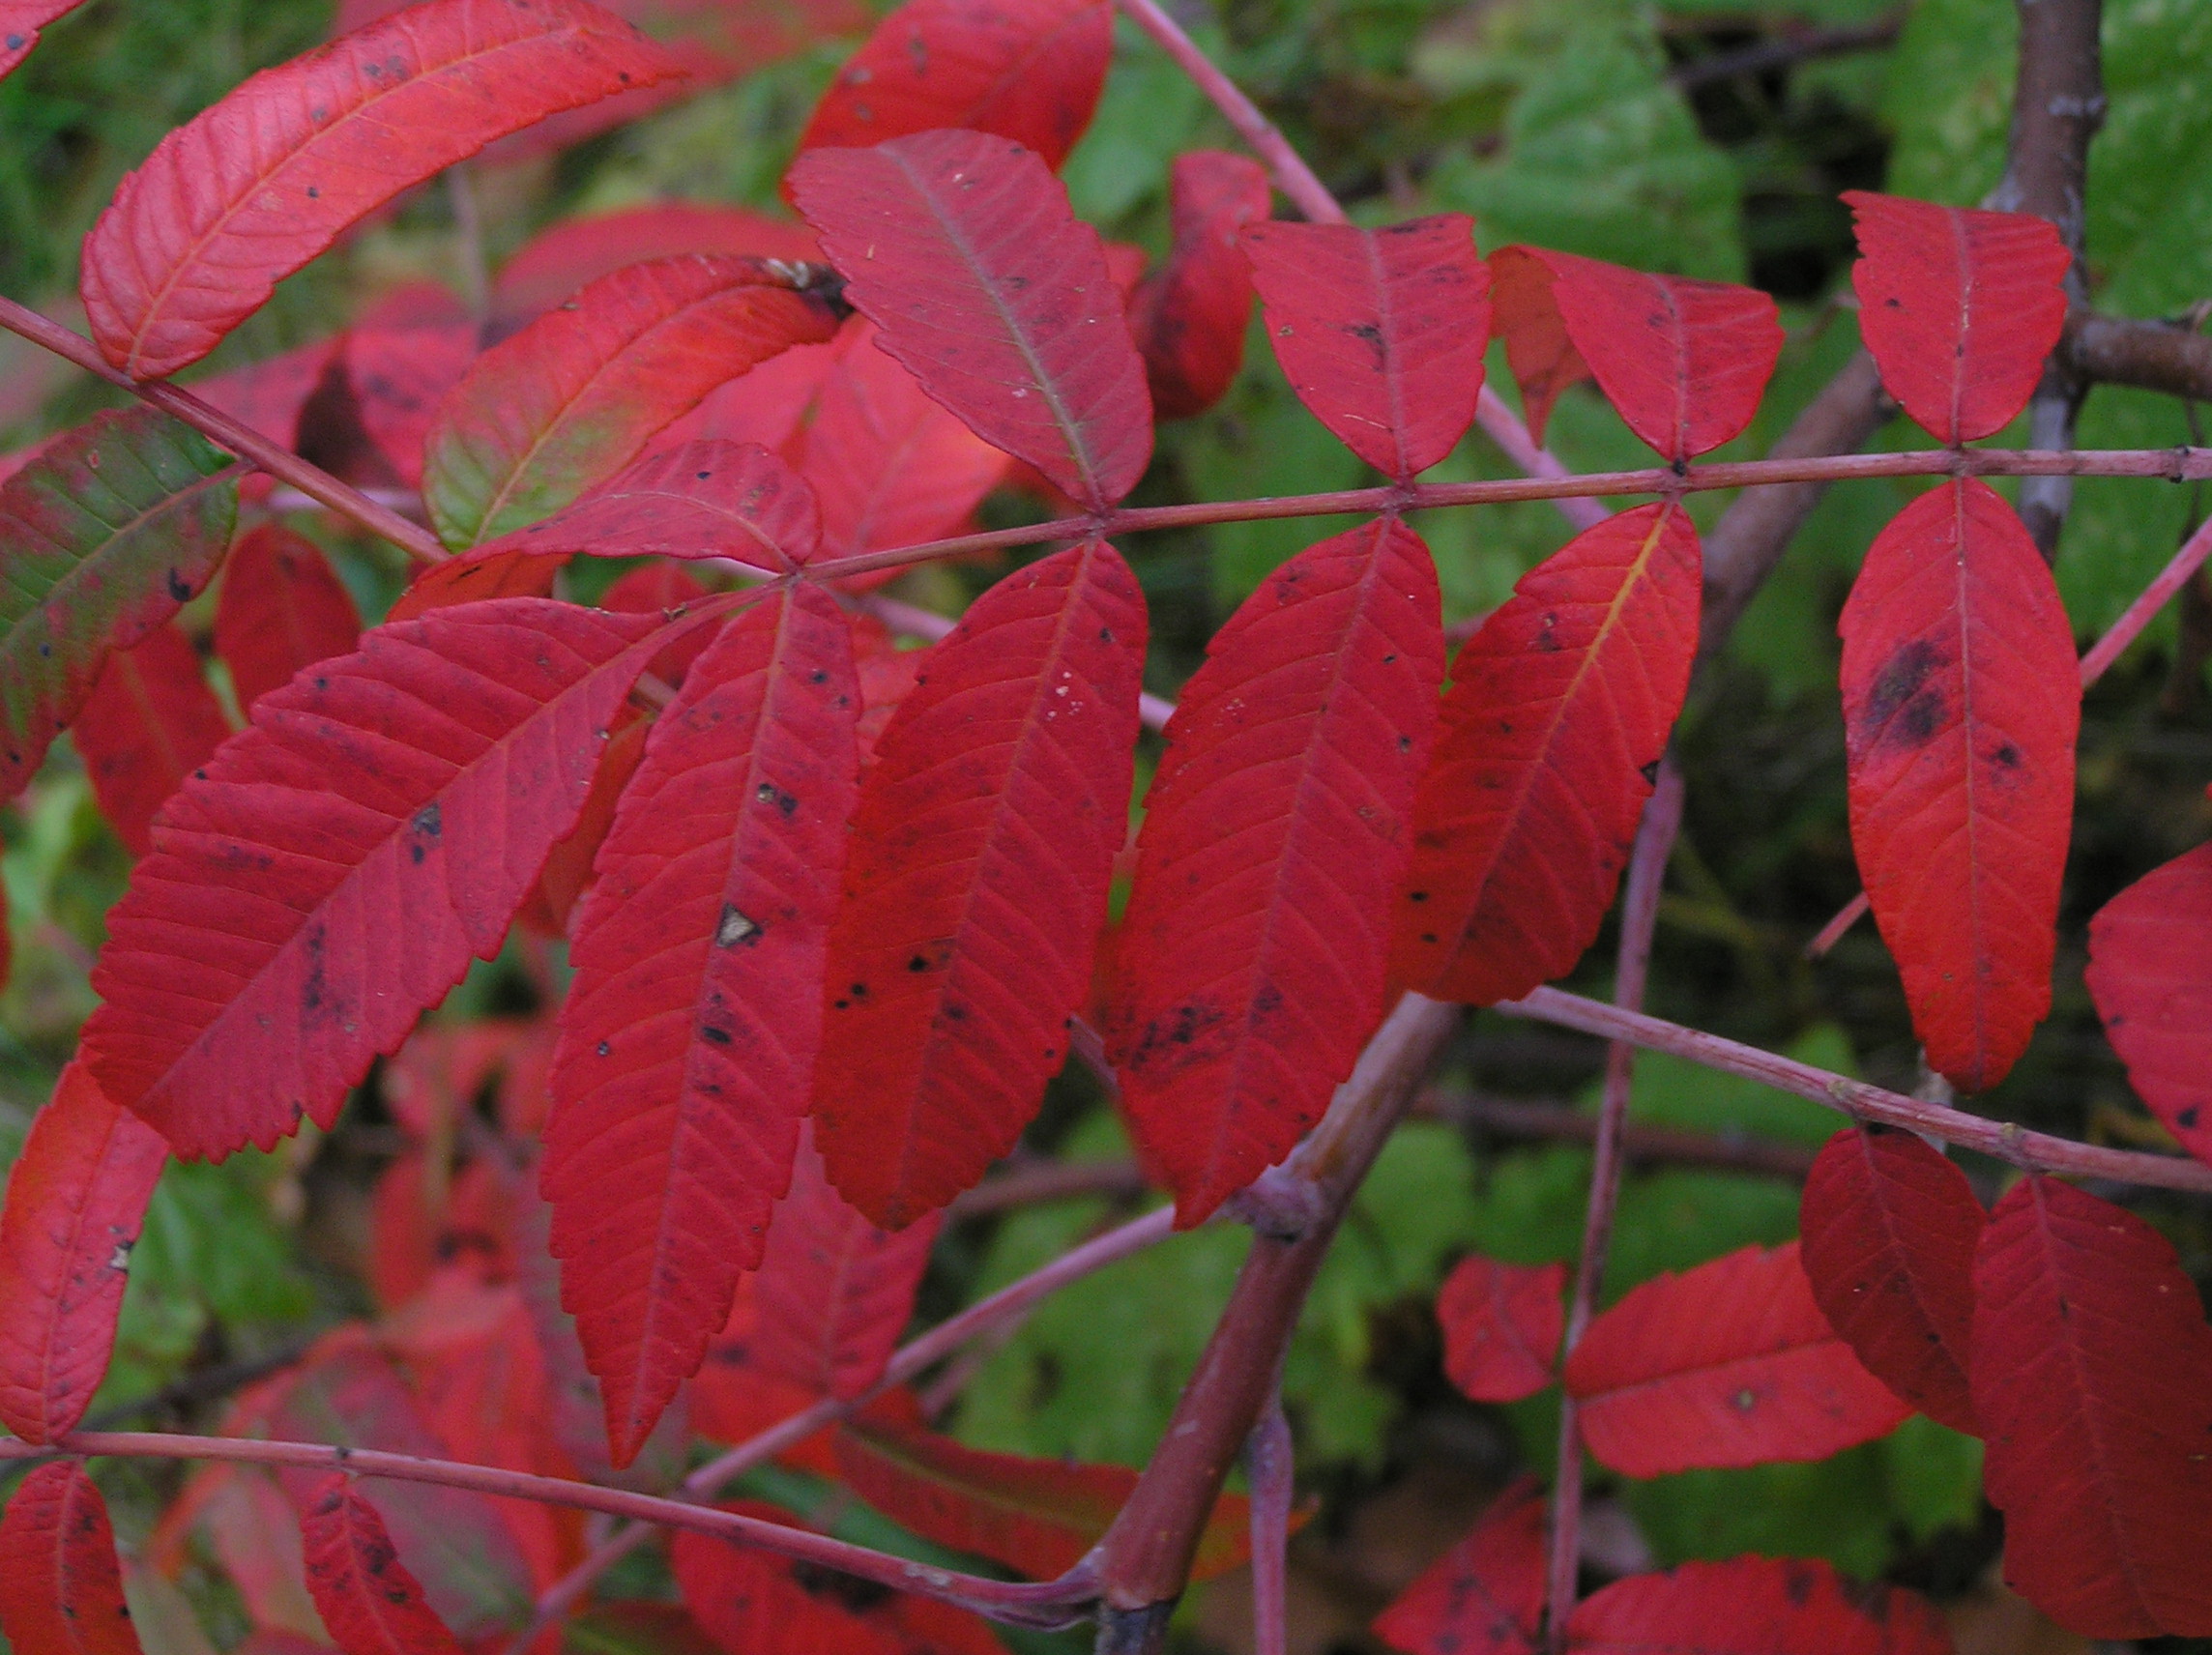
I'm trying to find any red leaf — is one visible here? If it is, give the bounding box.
[78,0,684,379]
[1487,247,1781,461]
[1844,192,2072,446]
[1487,248,1589,450]
[385,547,565,624]
[1109,519,1443,1224]
[73,624,232,857]
[422,256,838,547]
[600,562,714,687]
[340,315,479,490]
[0,1064,167,1444]
[1391,503,1700,1006]
[673,1501,906,1655]
[1563,1241,1910,1477]
[1798,1125,1983,1434]
[1242,217,1488,479]
[0,1462,143,1655]
[1970,1176,2212,1638]
[493,203,820,328]
[300,1477,469,1655]
[1437,1258,1565,1405]
[1566,1557,1953,1655]
[1127,152,1272,421]
[546,586,860,1464]
[2083,842,2212,1166]
[216,525,364,715]
[1839,479,2079,1092]
[81,598,673,1160]
[794,0,1111,172]
[1371,1478,1545,1655]
[790,130,1153,512]
[646,342,841,460]
[0,5,90,82]
[188,338,340,464]
[811,541,1146,1227]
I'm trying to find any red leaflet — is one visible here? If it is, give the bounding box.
[0,1462,143,1655]
[546,587,860,1464]
[1971,1177,2212,1638]
[216,524,364,714]
[794,0,1112,172]
[1488,247,1781,461]
[1437,1258,1565,1405]
[1798,1124,1983,1434]
[339,314,479,490]
[1563,1241,1910,1477]
[1844,192,2072,445]
[0,1064,166,1442]
[811,542,1146,1227]
[790,131,1153,512]
[1567,1557,1953,1655]
[1243,217,1487,479]
[1127,152,1272,421]
[673,1502,905,1655]
[422,256,838,547]
[1110,519,1443,1224]
[82,598,672,1160]
[0,5,89,82]
[1371,1478,1545,1655]
[1487,247,1588,448]
[78,0,684,380]
[2083,842,2212,1166]
[299,1477,469,1655]
[73,624,232,857]
[385,549,564,624]
[492,203,821,328]
[646,342,840,459]
[1839,479,2079,1092]
[601,563,714,687]
[1392,504,1701,1006]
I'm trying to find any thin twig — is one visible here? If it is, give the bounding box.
[1423,1089,1821,1178]
[1243,1395,1294,1655]
[1666,16,1904,91]
[448,165,491,329]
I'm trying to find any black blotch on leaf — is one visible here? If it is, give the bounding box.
[1860,637,1947,751]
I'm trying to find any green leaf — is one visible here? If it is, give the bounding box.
[1062,26,1209,225]
[1626,1446,1896,1577]
[1880,0,2013,208]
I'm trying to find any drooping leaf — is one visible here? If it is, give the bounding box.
[1843,191,2072,446]
[794,0,1112,171]
[1487,247,1781,460]
[2083,841,2212,1167]
[0,1462,144,1655]
[0,4,90,83]
[1436,1257,1565,1405]
[73,624,232,857]
[1563,1241,1910,1477]
[790,130,1153,512]
[1128,152,1272,421]
[337,311,480,491]
[1109,519,1443,1224]
[299,1477,469,1655]
[1243,216,1490,479]
[671,1501,905,1655]
[811,541,1146,1227]
[1391,503,1700,1006]
[1798,1125,1982,1435]
[546,586,859,1464]
[1970,1176,2212,1639]
[492,203,820,328]
[82,598,675,1160]
[215,524,364,714]
[0,408,237,805]
[78,0,685,379]
[1566,1557,1953,1655]
[1485,247,1589,450]
[1371,1478,1545,1655]
[422,256,838,547]
[1838,479,2079,1092]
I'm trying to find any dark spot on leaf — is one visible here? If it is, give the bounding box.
[2180,1106,2201,1129]
[908,954,930,972]
[1639,759,1660,785]
[756,782,799,816]
[1992,741,2022,769]
[1861,638,1947,751]
[597,1041,610,1058]
[700,1025,733,1046]
[166,567,191,602]
[1345,320,1386,370]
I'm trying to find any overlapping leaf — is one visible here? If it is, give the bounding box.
[0,4,89,82]
[78,0,685,379]
[1128,152,1271,421]
[1391,503,1700,1006]
[215,524,363,713]
[1437,1257,1564,1405]
[336,305,479,490]
[73,623,231,857]
[1110,518,1442,1224]
[299,1477,469,1655]
[1567,1557,1952,1655]
[1372,1479,1545,1655]
[1839,479,2078,1092]
[0,1462,143,1655]
[493,204,821,328]
[674,1501,967,1655]
[2084,842,2212,1166]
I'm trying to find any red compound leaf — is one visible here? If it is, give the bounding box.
[492,203,820,328]
[1243,216,1489,479]
[546,586,859,1464]
[790,130,1153,512]
[1563,1241,1910,1477]
[81,598,675,1160]
[299,1476,468,1655]
[78,0,684,380]
[1437,1258,1565,1405]
[0,5,90,83]
[2084,842,2212,1167]
[1129,152,1273,421]
[1839,479,2079,1093]
[1391,503,1701,1007]
[1109,519,1443,1225]
[1844,191,2072,446]
[1971,1176,2212,1639]
[1487,247,1781,461]
[0,1062,167,1444]
[73,624,231,857]
[1371,1478,1545,1655]
[215,524,364,714]
[812,541,1146,1228]
[1798,1124,1983,1434]
[794,0,1111,173]
[0,1461,144,1655]
[1566,1557,1954,1655]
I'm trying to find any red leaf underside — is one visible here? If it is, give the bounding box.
[1487,248,1590,448]
[73,624,232,857]
[1436,1257,1565,1405]
[1567,1556,1952,1655]
[1130,151,1272,421]
[492,203,821,329]
[2083,841,2212,1166]
[0,1461,144,1655]
[299,1476,469,1655]
[339,318,480,490]
[672,1501,905,1655]
[1371,1478,1545,1655]
[215,523,364,713]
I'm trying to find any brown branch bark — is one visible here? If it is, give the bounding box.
[2067,309,2212,404]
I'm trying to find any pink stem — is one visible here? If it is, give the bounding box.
[1244,1395,1295,1655]
[1474,387,1611,532]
